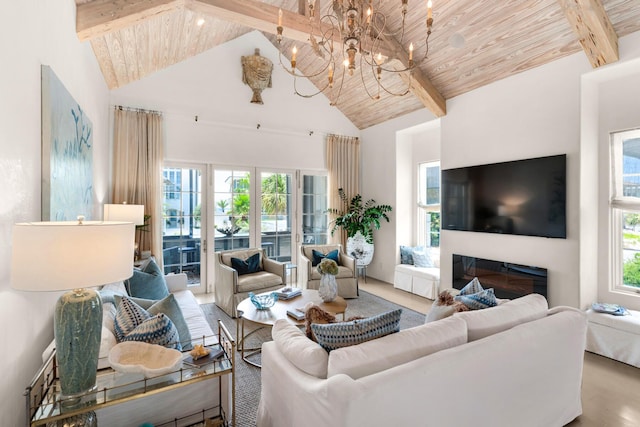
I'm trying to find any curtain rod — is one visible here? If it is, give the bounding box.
[114,105,162,115]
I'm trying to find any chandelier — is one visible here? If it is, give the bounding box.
[276,0,433,106]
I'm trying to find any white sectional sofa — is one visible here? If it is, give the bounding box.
[257,294,587,427]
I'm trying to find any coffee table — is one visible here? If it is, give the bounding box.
[236,289,347,367]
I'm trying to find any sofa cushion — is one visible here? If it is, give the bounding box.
[272,319,328,378]
[312,249,339,267]
[114,296,152,341]
[121,313,181,350]
[454,288,498,310]
[328,316,467,379]
[453,293,549,341]
[231,252,262,275]
[172,290,215,346]
[126,258,170,300]
[237,271,282,293]
[311,309,402,352]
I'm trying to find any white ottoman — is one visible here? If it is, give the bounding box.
[586,308,640,368]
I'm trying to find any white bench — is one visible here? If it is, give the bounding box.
[586,308,640,368]
[393,264,440,300]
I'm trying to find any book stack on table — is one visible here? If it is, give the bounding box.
[275,287,302,300]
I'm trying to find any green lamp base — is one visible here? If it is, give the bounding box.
[54,288,102,402]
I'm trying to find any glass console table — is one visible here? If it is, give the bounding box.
[25,320,235,427]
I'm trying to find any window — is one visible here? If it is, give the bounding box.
[418,161,440,248]
[611,129,640,294]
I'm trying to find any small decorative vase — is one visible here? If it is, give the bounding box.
[318,274,338,302]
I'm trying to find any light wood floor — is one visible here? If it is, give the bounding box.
[198,277,640,426]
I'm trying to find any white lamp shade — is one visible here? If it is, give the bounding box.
[103,203,145,225]
[11,221,135,292]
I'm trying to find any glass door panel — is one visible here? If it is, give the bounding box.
[260,172,293,262]
[162,166,204,291]
[213,170,251,251]
[301,174,329,245]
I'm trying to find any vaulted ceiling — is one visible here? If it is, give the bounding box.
[75,0,640,129]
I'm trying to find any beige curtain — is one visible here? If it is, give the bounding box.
[112,107,164,265]
[326,134,360,247]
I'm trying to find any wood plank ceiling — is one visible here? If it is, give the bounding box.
[75,0,640,129]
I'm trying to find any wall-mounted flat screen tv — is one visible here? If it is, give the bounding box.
[441,154,566,238]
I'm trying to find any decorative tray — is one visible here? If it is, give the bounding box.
[108,341,183,378]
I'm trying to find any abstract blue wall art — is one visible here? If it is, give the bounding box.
[41,65,93,221]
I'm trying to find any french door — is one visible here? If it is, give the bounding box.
[161,164,206,293]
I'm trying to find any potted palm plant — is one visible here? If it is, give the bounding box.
[328,188,392,266]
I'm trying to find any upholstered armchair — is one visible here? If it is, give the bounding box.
[299,244,358,298]
[214,248,286,317]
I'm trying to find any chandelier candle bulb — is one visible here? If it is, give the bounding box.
[291,46,297,68]
[278,8,282,27]
[428,0,433,20]
[409,43,414,61]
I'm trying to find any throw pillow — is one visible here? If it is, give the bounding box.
[454,288,498,310]
[424,301,456,323]
[412,248,433,268]
[458,277,484,295]
[121,313,182,350]
[115,294,193,351]
[399,246,415,265]
[114,296,151,341]
[231,252,262,275]
[126,258,170,300]
[311,249,340,267]
[311,309,402,352]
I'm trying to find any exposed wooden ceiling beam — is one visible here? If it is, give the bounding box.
[77,0,182,42]
[558,0,618,67]
[76,0,446,117]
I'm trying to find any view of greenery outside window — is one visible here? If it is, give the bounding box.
[162,167,202,280]
[611,130,640,290]
[302,175,329,245]
[260,172,293,262]
[213,170,251,251]
[418,161,441,248]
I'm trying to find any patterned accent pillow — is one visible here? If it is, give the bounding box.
[412,249,433,268]
[311,309,402,352]
[114,296,151,341]
[312,249,340,267]
[459,277,484,295]
[121,313,181,351]
[126,258,170,300]
[454,288,498,310]
[399,246,414,265]
[231,252,262,275]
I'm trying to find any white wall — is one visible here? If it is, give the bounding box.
[589,31,640,311]
[0,1,110,425]
[111,30,359,169]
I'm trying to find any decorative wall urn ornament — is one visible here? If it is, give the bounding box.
[241,48,273,104]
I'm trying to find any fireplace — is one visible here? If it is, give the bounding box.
[452,254,547,299]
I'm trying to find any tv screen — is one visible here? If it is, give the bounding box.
[441,154,566,238]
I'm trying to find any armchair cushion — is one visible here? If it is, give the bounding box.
[231,253,262,275]
[237,271,283,293]
[310,266,355,280]
[311,249,339,266]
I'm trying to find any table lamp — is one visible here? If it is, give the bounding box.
[11,217,134,402]
[103,203,145,226]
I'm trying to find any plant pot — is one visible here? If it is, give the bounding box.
[318,274,338,302]
[346,231,374,267]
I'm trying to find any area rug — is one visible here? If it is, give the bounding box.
[200,290,426,427]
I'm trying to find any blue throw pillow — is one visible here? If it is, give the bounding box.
[231,253,262,275]
[126,258,169,300]
[311,309,402,352]
[454,288,498,310]
[312,249,339,267]
[121,313,182,351]
[458,277,484,295]
[399,246,414,265]
[412,249,433,268]
[114,296,152,342]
